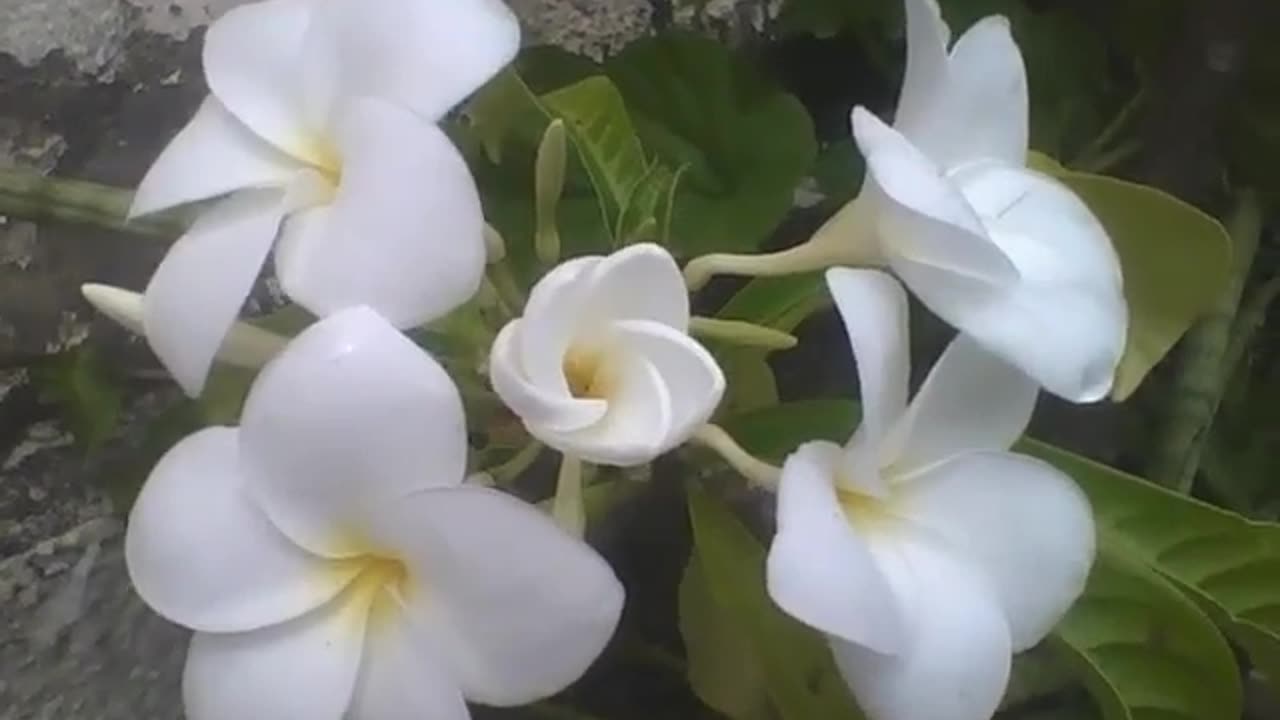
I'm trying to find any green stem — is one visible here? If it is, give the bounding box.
[0,166,187,237]
[1146,190,1263,492]
[487,258,527,316]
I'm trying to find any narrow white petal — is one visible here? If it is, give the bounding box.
[831,536,1011,720]
[611,320,725,449]
[545,353,673,466]
[766,441,903,654]
[372,487,624,706]
[886,335,1038,474]
[584,243,691,331]
[130,97,298,218]
[275,99,485,328]
[893,0,951,140]
[897,451,1095,649]
[143,190,285,396]
[239,307,467,557]
[490,320,609,434]
[852,108,1017,285]
[182,592,368,720]
[520,256,601,393]
[202,0,323,161]
[304,0,520,122]
[346,605,469,720]
[126,428,352,634]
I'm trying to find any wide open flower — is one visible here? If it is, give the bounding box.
[490,244,725,467]
[131,0,520,396]
[126,306,623,720]
[766,268,1095,720]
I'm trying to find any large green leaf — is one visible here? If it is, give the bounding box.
[685,483,864,720]
[1053,547,1242,720]
[717,272,829,332]
[605,31,817,255]
[720,399,857,462]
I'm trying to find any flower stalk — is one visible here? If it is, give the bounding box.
[691,424,780,489]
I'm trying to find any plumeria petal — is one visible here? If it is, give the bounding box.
[546,352,673,466]
[897,451,1095,649]
[346,604,470,720]
[202,0,324,162]
[490,321,609,433]
[304,0,521,122]
[852,108,1017,285]
[274,98,486,328]
[125,428,354,634]
[519,256,601,394]
[610,319,725,448]
[893,0,950,141]
[373,487,623,706]
[182,592,369,720]
[239,307,467,557]
[886,335,1038,475]
[831,534,1011,720]
[143,189,285,396]
[130,98,299,218]
[766,441,903,654]
[949,163,1126,401]
[584,243,691,330]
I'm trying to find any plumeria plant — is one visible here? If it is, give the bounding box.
[5,0,1275,718]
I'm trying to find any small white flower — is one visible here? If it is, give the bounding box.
[490,244,726,467]
[766,268,1096,720]
[837,0,1127,402]
[131,0,520,395]
[126,306,623,720]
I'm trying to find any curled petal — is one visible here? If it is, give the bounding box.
[610,319,725,449]
[239,307,468,557]
[347,607,469,720]
[183,591,368,720]
[275,99,486,328]
[898,451,1095,650]
[584,243,690,331]
[519,256,602,394]
[126,428,353,634]
[766,442,903,654]
[131,98,299,218]
[372,487,624,706]
[545,353,673,466]
[832,535,1011,720]
[144,190,286,396]
[490,320,609,434]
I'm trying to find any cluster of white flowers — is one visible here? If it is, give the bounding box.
[82,1,1122,719]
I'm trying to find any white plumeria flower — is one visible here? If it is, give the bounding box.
[131,0,520,396]
[490,244,726,467]
[839,0,1127,402]
[126,306,624,720]
[766,268,1096,720]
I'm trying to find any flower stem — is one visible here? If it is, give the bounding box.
[553,454,586,536]
[0,166,187,238]
[487,258,527,315]
[691,424,780,490]
[487,440,544,485]
[689,316,797,351]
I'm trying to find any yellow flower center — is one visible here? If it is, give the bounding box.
[563,345,614,399]
[330,549,412,633]
[298,134,344,188]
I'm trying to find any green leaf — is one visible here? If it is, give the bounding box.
[717,272,829,332]
[720,399,857,462]
[1052,547,1242,720]
[605,31,817,255]
[717,350,780,415]
[1025,440,1280,690]
[685,483,864,720]
[33,345,122,452]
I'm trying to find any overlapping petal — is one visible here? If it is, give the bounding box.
[766,442,903,653]
[143,189,286,396]
[893,0,950,144]
[519,256,601,393]
[609,320,725,448]
[489,321,608,433]
[373,487,624,705]
[584,243,690,330]
[239,307,467,557]
[897,451,1095,649]
[546,353,674,466]
[274,98,486,328]
[347,604,470,720]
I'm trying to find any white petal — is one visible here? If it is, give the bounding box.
[202,0,325,161]
[143,190,285,396]
[182,592,368,720]
[131,98,299,218]
[852,108,1017,285]
[584,243,691,331]
[545,352,673,466]
[825,267,907,489]
[520,256,601,394]
[239,307,467,557]
[126,428,351,634]
[943,164,1128,401]
[831,535,1011,720]
[893,0,951,142]
[885,335,1038,474]
[347,604,469,720]
[275,99,486,328]
[490,320,609,434]
[372,487,624,706]
[897,451,1095,649]
[304,0,520,122]
[765,441,903,654]
[611,319,725,449]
